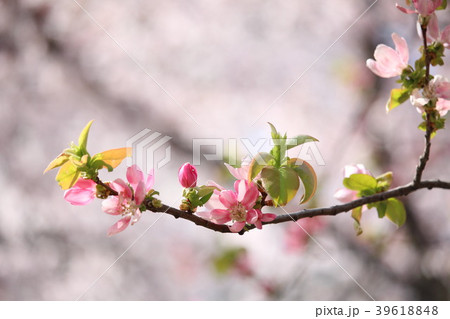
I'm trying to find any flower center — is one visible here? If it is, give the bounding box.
[229,202,247,222]
[120,197,139,216]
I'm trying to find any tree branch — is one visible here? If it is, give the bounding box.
[413,23,433,186]
[143,179,450,234]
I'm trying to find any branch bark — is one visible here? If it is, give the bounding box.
[143,179,450,234]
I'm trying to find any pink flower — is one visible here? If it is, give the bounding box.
[102,165,154,236]
[366,33,409,78]
[178,162,198,188]
[334,164,373,204]
[422,14,450,48]
[285,217,325,252]
[224,157,258,180]
[200,180,262,232]
[252,210,277,230]
[410,75,450,116]
[64,178,97,205]
[396,0,442,16]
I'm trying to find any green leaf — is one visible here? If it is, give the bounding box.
[288,158,317,204]
[78,120,94,152]
[351,206,363,236]
[268,122,279,139]
[437,0,447,10]
[43,152,70,174]
[199,191,214,205]
[196,186,217,197]
[55,160,80,190]
[386,88,410,112]
[376,171,393,191]
[91,147,131,170]
[343,174,377,191]
[261,166,299,207]
[286,135,319,150]
[247,152,274,180]
[375,200,387,218]
[385,198,406,227]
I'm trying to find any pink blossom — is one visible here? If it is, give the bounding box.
[224,156,260,180]
[410,75,450,116]
[64,178,97,205]
[102,165,154,236]
[421,14,450,48]
[366,33,409,78]
[334,164,373,204]
[285,217,325,252]
[178,162,198,188]
[200,180,267,232]
[252,210,277,230]
[396,0,442,16]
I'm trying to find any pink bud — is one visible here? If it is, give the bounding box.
[178,162,198,188]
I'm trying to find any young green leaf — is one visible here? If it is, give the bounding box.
[43,153,70,174]
[375,200,387,218]
[93,147,131,170]
[386,88,410,112]
[55,160,80,190]
[247,152,274,180]
[261,166,299,206]
[288,158,317,204]
[267,122,279,140]
[78,120,94,152]
[385,198,406,227]
[343,174,377,191]
[286,135,319,150]
[351,206,363,236]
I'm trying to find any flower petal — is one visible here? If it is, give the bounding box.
[261,213,277,222]
[229,221,246,233]
[126,165,144,190]
[236,180,259,209]
[246,209,259,224]
[219,190,237,208]
[134,181,146,205]
[102,196,122,215]
[334,188,357,203]
[107,215,131,236]
[210,209,231,224]
[392,33,409,66]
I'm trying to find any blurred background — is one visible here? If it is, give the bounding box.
[1,0,450,300]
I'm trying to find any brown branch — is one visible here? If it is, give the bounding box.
[413,23,433,186]
[142,179,450,234]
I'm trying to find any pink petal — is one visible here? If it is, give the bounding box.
[261,213,277,222]
[131,209,141,225]
[441,25,450,47]
[236,180,259,209]
[246,209,259,224]
[392,33,409,66]
[254,220,263,230]
[224,163,250,180]
[219,190,237,208]
[396,3,417,14]
[204,193,227,210]
[435,80,450,99]
[229,221,246,233]
[437,98,450,116]
[107,215,131,236]
[334,188,357,203]
[110,179,132,199]
[428,13,440,40]
[134,181,146,205]
[210,209,232,224]
[126,165,144,190]
[102,196,122,215]
[63,179,96,205]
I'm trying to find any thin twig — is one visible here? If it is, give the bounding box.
[142,179,450,234]
[413,23,433,185]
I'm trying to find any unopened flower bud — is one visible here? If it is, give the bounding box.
[178,162,198,188]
